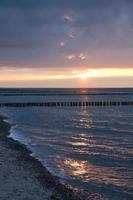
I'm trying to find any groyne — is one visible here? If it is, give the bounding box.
[0,101,133,108]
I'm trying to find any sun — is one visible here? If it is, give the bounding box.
[72,70,94,80]
[76,70,98,80]
[80,74,88,80]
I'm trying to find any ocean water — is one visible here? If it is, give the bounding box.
[0,88,133,200]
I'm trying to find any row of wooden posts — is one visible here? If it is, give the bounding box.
[0,93,133,96]
[0,101,133,108]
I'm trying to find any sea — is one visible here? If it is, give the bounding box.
[0,88,133,200]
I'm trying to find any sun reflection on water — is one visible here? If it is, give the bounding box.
[54,157,133,190]
[64,159,87,176]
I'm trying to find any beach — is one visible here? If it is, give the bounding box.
[0,88,133,200]
[0,115,85,200]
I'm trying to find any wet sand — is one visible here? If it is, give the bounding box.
[0,114,85,200]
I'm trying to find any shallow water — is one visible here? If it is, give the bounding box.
[0,88,133,200]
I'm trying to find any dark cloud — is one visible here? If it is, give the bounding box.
[0,0,114,9]
[0,0,133,67]
[0,0,132,9]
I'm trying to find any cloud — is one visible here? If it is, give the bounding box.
[67,54,76,60]
[60,42,65,47]
[68,29,76,39]
[78,53,87,60]
[66,53,88,61]
[63,15,74,22]
[0,0,133,68]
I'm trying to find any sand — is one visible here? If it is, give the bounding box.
[0,115,84,200]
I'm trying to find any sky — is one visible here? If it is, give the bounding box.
[0,0,133,88]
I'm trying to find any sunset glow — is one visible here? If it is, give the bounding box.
[0,67,133,87]
[0,0,133,88]
[71,68,133,79]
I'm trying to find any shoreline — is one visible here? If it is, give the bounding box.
[0,113,89,200]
